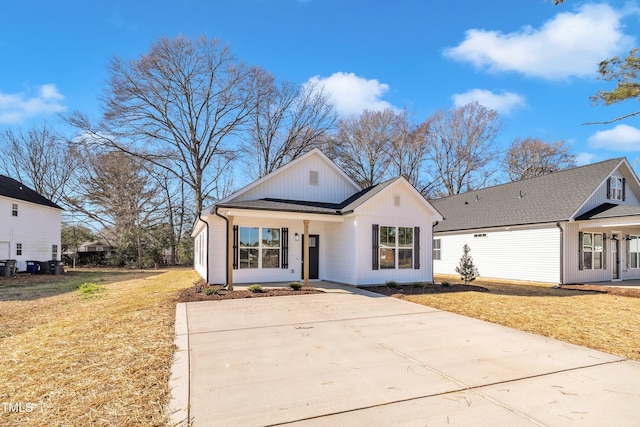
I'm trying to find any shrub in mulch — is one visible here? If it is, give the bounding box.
[177,279,323,302]
[366,282,488,298]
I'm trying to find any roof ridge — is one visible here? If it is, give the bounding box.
[431,157,624,202]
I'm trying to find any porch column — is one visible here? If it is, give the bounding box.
[227,215,234,291]
[303,219,310,287]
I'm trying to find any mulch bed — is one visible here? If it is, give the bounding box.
[560,284,640,298]
[365,283,489,298]
[177,285,323,302]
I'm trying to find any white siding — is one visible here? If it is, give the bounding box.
[354,183,439,285]
[564,223,640,283]
[434,226,560,283]
[577,167,640,217]
[234,153,358,203]
[212,217,327,285]
[207,216,227,285]
[193,228,207,280]
[324,220,357,284]
[0,196,61,271]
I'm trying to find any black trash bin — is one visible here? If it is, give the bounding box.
[39,261,50,275]
[0,260,17,277]
[26,260,39,275]
[48,260,64,275]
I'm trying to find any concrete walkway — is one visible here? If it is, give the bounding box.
[169,282,640,426]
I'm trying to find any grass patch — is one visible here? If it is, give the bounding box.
[77,282,105,298]
[405,275,640,361]
[0,267,197,426]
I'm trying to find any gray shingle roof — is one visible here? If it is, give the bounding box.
[431,158,623,232]
[0,175,62,209]
[217,178,399,215]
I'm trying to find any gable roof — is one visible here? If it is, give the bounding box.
[432,158,624,232]
[217,148,361,206]
[0,175,62,209]
[218,178,398,216]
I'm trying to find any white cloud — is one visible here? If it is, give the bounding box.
[0,84,67,124]
[587,124,640,151]
[452,89,526,115]
[575,152,598,166]
[307,72,398,117]
[444,3,635,80]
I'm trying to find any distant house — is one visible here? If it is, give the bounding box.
[71,240,116,264]
[0,175,62,271]
[431,158,640,285]
[192,148,442,286]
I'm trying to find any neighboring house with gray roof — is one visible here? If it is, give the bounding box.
[0,175,62,272]
[431,158,640,284]
[192,148,442,286]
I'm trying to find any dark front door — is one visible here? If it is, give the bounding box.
[301,234,319,280]
[612,234,620,280]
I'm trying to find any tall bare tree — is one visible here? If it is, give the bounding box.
[0,122,78,204]
[69,150,162,268]
[387,112,434,195]
[423,102,501,196]
[328,109,403,188]
[505,137,576,181]
[244,73,337,178]
[70,35,266,215]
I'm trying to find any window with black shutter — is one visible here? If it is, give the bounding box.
[372,224,379,270]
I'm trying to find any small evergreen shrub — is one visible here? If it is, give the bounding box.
[455,244,479,285]
[289,281,303,291]
[413,282,427,288]
[441,281,451,287]
[386,280,398,289]
[204,286,222,296]
[248,284,263,293]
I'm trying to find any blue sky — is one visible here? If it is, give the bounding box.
[2,0,640,172]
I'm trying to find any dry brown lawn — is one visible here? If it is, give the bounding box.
[0,268,197,427]
[403,275,640,362]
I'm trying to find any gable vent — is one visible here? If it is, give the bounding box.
[309,170,319,185]
[394,195,400,207]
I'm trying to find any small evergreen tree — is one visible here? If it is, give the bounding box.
[456,244,479,285]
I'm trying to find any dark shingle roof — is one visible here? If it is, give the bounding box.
[431,158,623,232]
[217,178,399,215]
[0,175,62,209]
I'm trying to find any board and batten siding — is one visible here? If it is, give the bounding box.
[0,196,61,271]
[213,217,327,285]
[233,154,358,204]
[434,226,561,283]
[354,183,438,285]
[576,169,640,217]
[563,223,640,283]
[323,220,357,285]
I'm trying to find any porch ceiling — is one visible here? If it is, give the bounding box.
[217,207,347,222]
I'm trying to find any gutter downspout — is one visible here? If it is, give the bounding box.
[198,210,211,284]
[432,221,439,285]
[556,222,564,286]
[214,206,229,287]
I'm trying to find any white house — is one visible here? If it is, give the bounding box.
[431,158,640,285]
[0,175,62,272]
[192,149,442,287]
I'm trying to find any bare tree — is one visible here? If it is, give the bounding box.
[244,73,337,178]
[69,35,266,215]
[328,109,403,188]
[505,137,576,181]
[0,122,78,204]
[387,113,434,195]
[423,102,501,196]
[69,150,162,268]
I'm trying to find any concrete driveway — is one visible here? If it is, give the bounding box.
[169,282,640,426]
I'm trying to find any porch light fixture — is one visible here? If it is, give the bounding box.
[611,235,618,241]
[295,233,299,241]
[626,235,632,241]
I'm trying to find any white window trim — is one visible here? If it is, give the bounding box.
[582,232,604,270]
[380,226,413,269]
[239,226,281,270]
[611,177,623,201]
